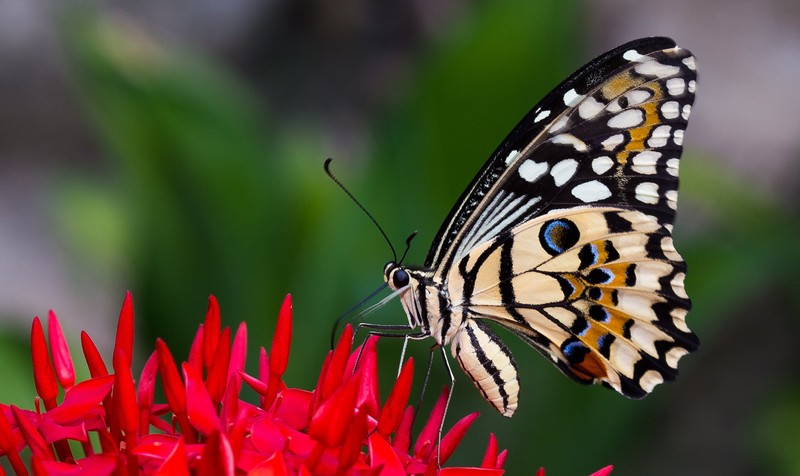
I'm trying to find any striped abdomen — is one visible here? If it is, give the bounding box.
[452,319,519,417]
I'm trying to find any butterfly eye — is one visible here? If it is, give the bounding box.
[392,268,410,289]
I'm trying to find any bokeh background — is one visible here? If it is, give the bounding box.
[2,1,799,475]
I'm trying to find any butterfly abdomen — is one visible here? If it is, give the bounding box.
[452,319,520,417]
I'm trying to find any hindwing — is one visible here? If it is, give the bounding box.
[447,207,697,398]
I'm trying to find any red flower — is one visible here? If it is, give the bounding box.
[0,292,614,475]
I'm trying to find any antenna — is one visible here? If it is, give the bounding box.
[399,231,417,265]
[324,158,398,262]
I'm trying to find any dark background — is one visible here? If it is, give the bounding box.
[1,1,799,475]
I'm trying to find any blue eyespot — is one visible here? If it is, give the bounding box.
[540,219,580,256]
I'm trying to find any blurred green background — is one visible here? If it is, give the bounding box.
[1,1,799,475]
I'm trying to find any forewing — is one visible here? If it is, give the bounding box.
[426,37,696,280]
[447,207,698,398]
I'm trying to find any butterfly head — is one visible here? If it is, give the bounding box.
[384,261,411,291]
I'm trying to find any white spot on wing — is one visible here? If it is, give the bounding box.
[534,110,551,123]
[666,347,689,368]
[647,125,672,147]
[601,134,625,151]
[623,49,645,61]
[635,60,680,78]
[673,129,685,146]
[671,272,688,298]
[682,56,696,71]
[578,96,605,120]
[666,158,680,176]
[608,109,644,129]
[571,180,612,203]
[661,101,680,119]
[625,89,652,106]
[666,78,686,96]
[518,159,548,183]
[666,189,678,210]
[592,156,614,175]
[504,149,520,165]
[563,88,584,106]
[688,80,696,93]
[681,104,692,120]
[635,182,659,204]
[631,151,661,175]
[551,133,588,152]
[640,370,664,393]
[550,158,578,186]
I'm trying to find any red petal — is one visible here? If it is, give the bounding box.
[38,415,89,442]
[439,412,479,465]
[156,339,186,415]
[138,352,159,435]
[182,363,221,436]
[589,465,614,476]
[31,316,58,407]
[11,405,53,460]
[112,348,139,437]
[496,450,508,469]
[197,431,234,476]
[320,324,353,403]
[258,347,268,386]
[438,468,504,476]
[536,467,545,476]
[206,327,231,406]
[269,294,292,377]
[354,336,380,418]
[47,311,75,390]
[266,295,292,407]
[310,351,331,418]
[80,331,108,378]
[338,408,368,471]
[392,406,415,453]
[481,433,498,469]
[188,324,204,375]
[219,375,241,430]
[367,432,404,475]
[0,404,22,453]
[272,388,312,430]
[203,296,221,375]
[228,322,248,386]
[131,434,180,458]
[250,415,285,455]
[308,371,360,448]
[47,375,114,425]
[113,291,134,369]
[154,437,190,476]
[377,358,413,437]
[240,371,268,396]
[248,450,288,476]
[75,453,117,475]
[414,386,448,458]
[0,414,26,476]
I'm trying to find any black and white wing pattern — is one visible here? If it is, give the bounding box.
[385,37,699,416]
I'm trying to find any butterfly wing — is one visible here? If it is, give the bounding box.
[448,207,697,398]
[425,37,697,281]
[431,37,698,403]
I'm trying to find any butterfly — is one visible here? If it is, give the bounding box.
[381,37,699,417]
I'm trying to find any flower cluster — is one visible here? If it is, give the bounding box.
[0,292,614,475]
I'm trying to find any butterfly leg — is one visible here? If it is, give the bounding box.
[353,321,427,375]
[436,344,455,467]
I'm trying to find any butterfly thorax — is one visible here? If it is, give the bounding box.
[384,262,462,345]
